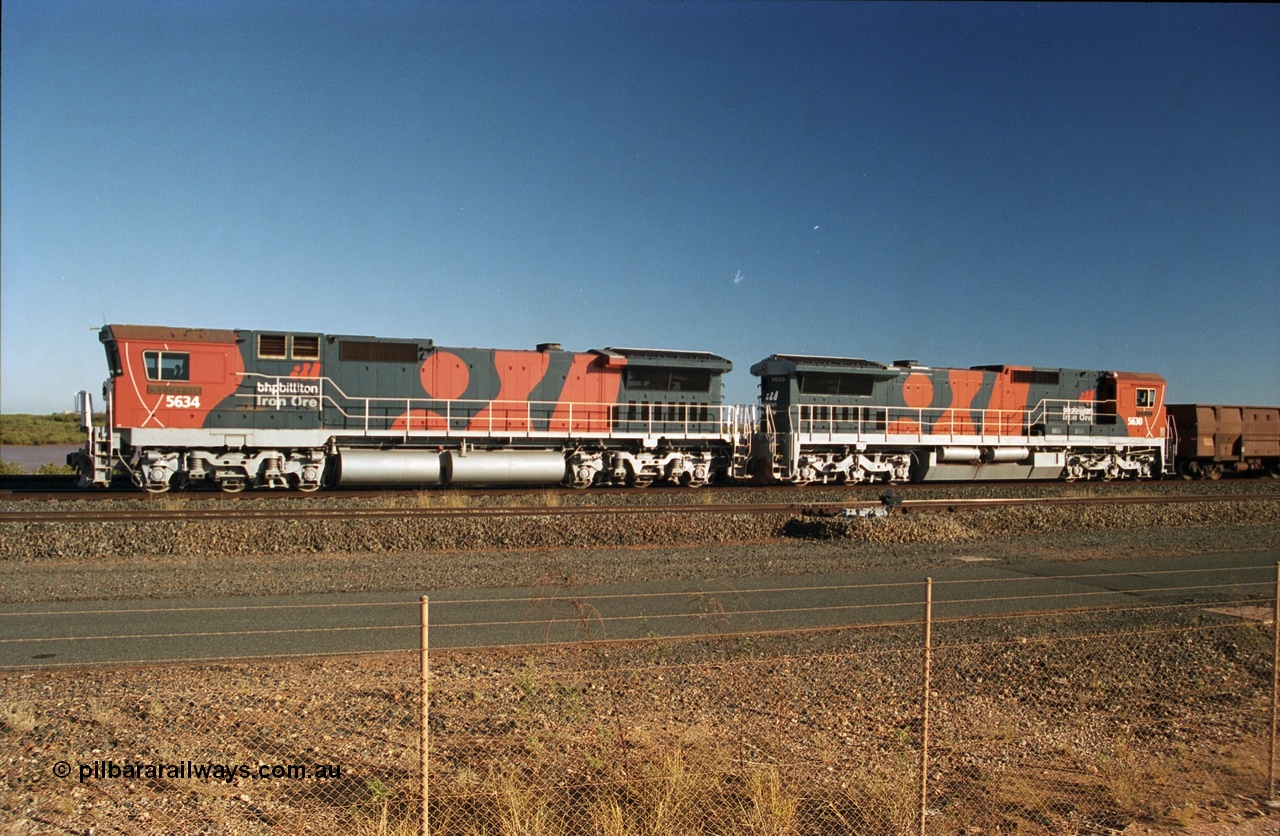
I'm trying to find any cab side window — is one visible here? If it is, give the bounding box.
[1136,388,1156,409]
[143,351,190,381]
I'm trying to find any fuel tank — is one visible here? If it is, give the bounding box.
[443,450,568,485]
[336,448,443,485]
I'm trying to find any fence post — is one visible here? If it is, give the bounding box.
[1270,566,1278,802]
[421,595,430,836]
[921,577,933,836]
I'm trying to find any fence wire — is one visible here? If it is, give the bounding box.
[2,596,1277,834]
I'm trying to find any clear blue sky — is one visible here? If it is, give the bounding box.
[3,1,1277,413]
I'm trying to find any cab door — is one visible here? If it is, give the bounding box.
[1112,374,1166,439]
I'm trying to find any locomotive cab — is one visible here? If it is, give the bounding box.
[1095,372,1166,439]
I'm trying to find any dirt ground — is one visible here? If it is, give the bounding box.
[3,486,1279,834]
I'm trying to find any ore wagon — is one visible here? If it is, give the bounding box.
[1166,404,1280,479]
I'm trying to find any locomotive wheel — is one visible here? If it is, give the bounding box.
[296,481,321,493]
[625,464,652,488]
[143,482,171,494]
[1203,463,1224,481]
[219,478,246,493]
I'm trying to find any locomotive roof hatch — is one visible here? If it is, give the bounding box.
[598,347,732,371]
[102,324,239,344]
[330,333,433,350]
[750,354,893,377]
[972,364,1099,377]
[1110,371,1167,383]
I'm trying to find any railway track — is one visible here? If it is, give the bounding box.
[3,491,1277,524]
[3,472,1277,504]
[0,476,1084,503]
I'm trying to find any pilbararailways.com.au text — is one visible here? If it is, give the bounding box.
[61,759,343,783]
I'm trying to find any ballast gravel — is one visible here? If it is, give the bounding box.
[0,482,1276,603]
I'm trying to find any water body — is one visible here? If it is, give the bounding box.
[0,445,80,472]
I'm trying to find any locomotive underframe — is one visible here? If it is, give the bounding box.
[1177,456,1280,480]
[774,438,1165,485]
[764,407,1168,485]
[77,418,752,493]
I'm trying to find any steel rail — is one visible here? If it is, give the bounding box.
[1,491,1277,524]
[7,475,1277,503]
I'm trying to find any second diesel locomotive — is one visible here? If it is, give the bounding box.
[751,354,1169,484]
[69,324,1183,491]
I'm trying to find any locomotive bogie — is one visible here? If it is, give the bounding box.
[791,450,911,485]
[566,451,609,488]
[118,445,330,493]
[1063,449,1162,481]
[623,449,715,487]
[134,450,181,493]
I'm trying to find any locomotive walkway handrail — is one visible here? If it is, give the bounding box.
[785,398,1159,448]
[233,372,752,444]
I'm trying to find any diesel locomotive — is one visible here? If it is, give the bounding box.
[67,323,1272,492]
[750,354,1169,484]
[69,325,753,493]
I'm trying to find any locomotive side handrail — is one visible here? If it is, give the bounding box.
[232,372,740,443]
[784,398,1153,447]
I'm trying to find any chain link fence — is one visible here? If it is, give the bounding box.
[926,604,1275,832]
[3,577,1277,834]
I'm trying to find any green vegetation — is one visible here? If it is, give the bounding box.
[0,458,76,476]
[0,412,101,445]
